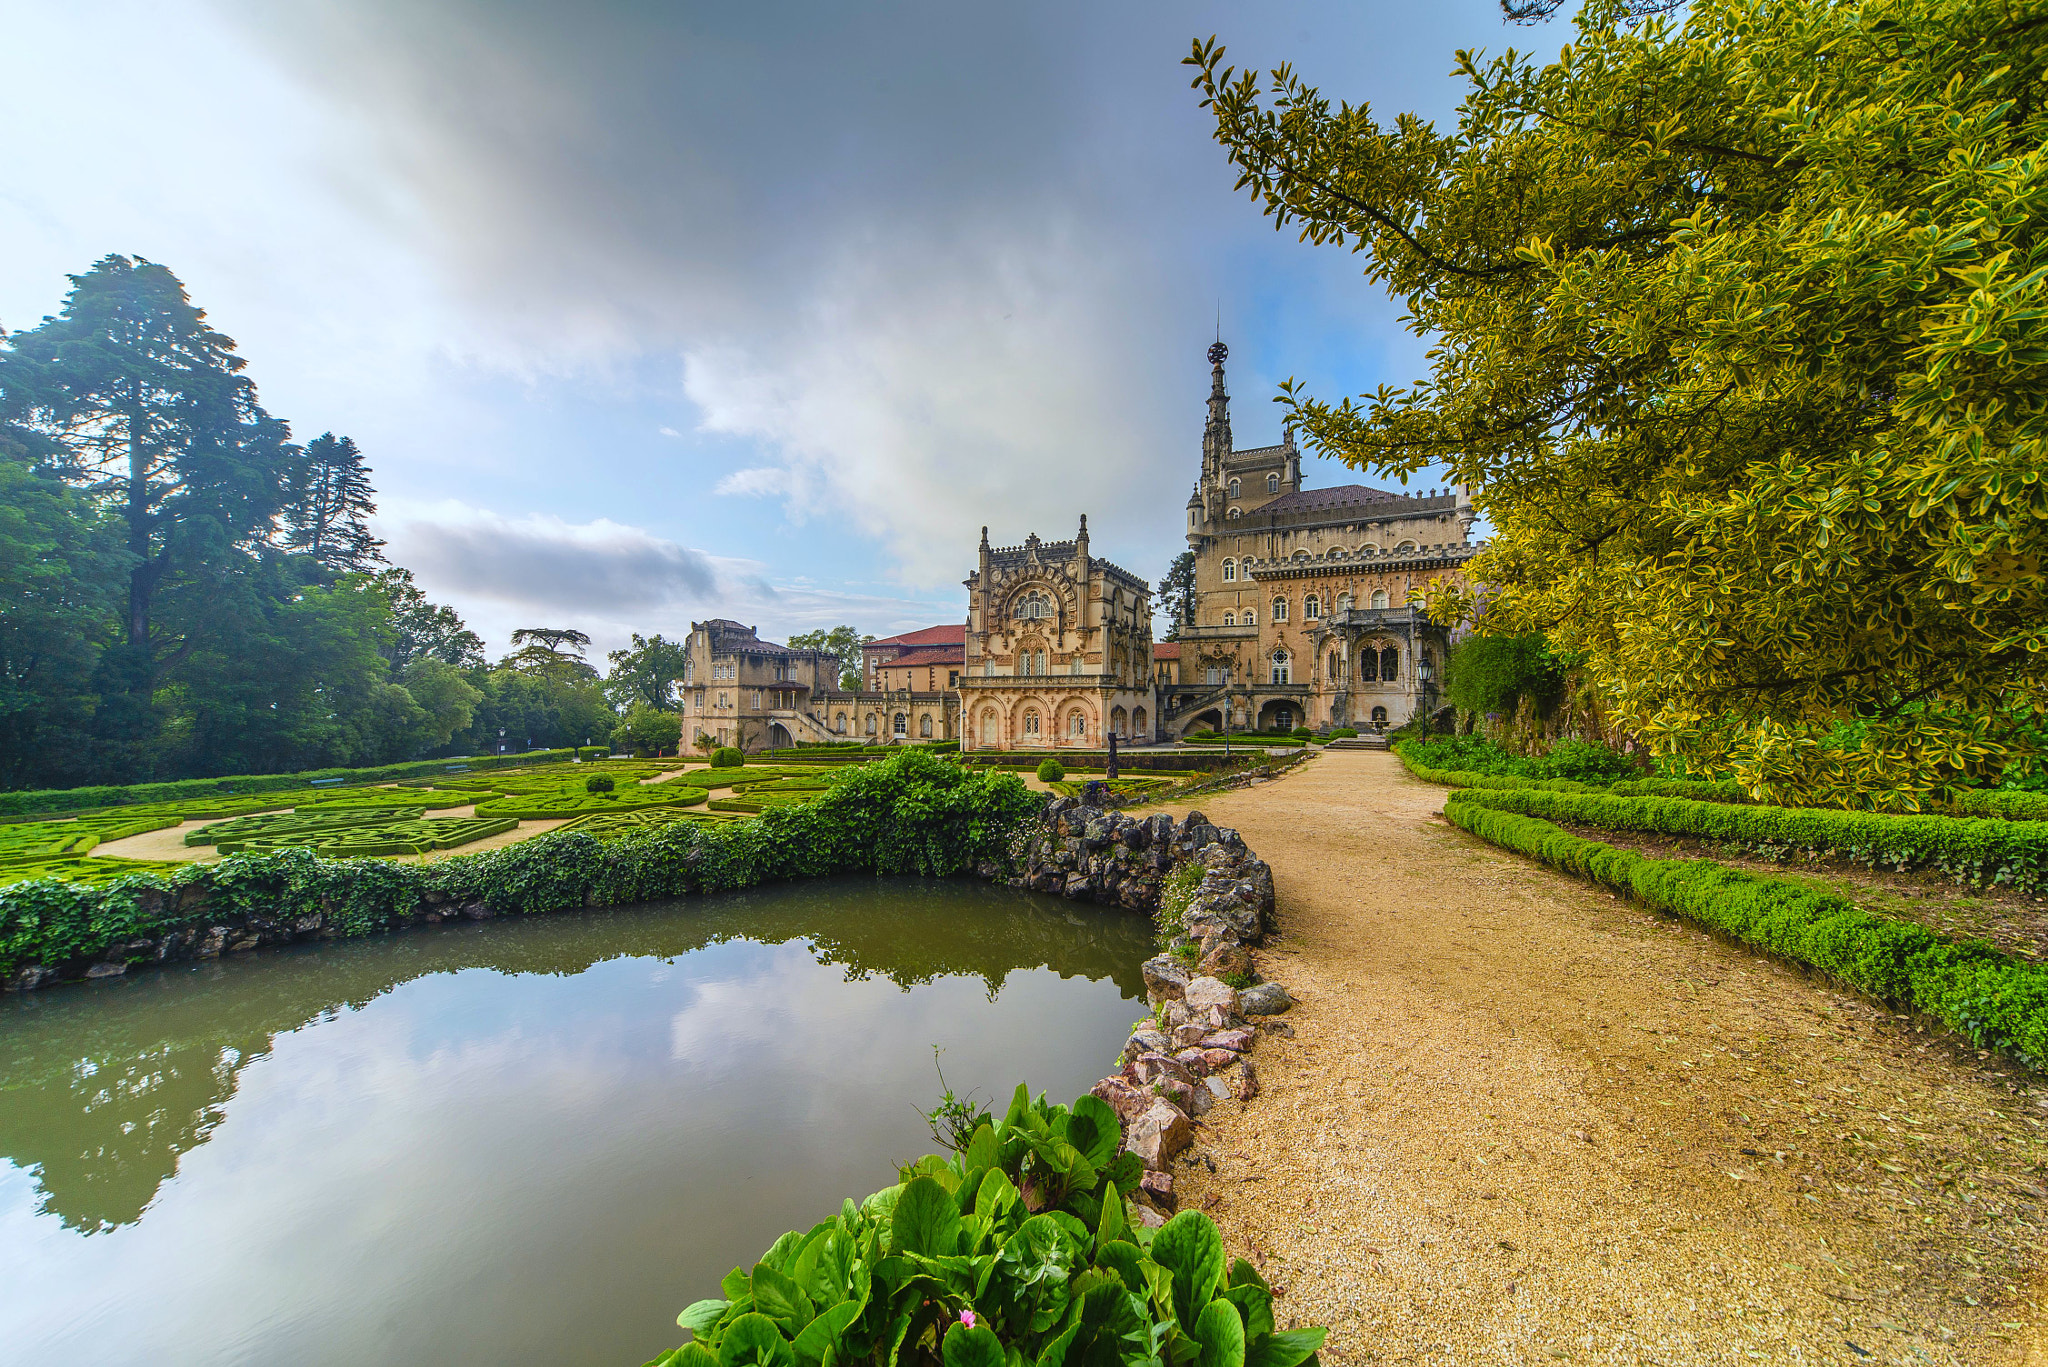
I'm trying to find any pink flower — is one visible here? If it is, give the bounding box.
[959,1311,977,1330]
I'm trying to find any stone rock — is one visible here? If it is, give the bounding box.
[1195,1048,1240,1074]
[1130,1202,1167,1229]
[293,913,323,934]
[1196,941,1252,980]
[1122,1027,1172,1064]
[1172,1048,1215,1076]
[1083,816,1116,848]
[1170,1023,1210,1050]
[6,964,49,992]
[1126,1049,1196,1089]
[1234,1058,1261,1101]
[1183,977,1238,1013]
[229,935,261,952]
[1237,982,1294,1016]
[460,901,494,921]
[1064,873,1093,899]
[1141,955,1190,1002]
[85,961,128,979]
[1199,1028,1255,1053]
[198,927,229,959]
[1138,1169,1177,1212]
[1125,1098,1193,1171]
[1259,1018,1295,1038]
[1090,1076,1155,1126]
[1204,1074,1232,1101]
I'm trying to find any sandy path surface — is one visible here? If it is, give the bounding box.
[1160,750,2048,1366]
[91,818,219,863]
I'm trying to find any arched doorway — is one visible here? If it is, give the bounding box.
[1186,709,1223,735]
[1110,705,1129,738]
[1131,706,1148,740]
[769,722,792,748]
[1258,699,1296,732]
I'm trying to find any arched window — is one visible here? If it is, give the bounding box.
[1360,544,1379,557]
[1011,590,1053,620]
[893,712,907,736]
[1069,710,1087,738]
[1370,589,1390,610]
[1133,706,1148,736]
[1227,507,1241,520]
[920,715,933,737]
[1359,649,1378,682]
[864,714,877,735]
[1328,652,1341,679]
[1023,710,1041,737]
[1380,646,1400,679]
[1272,597,1288,622]
[1270,651,1291,685]
[1396,541,1417,553]
[1222,612,1235,626]
[1292,549,1310,561]
[1243,608,1256,626]
[1267,472,1281,493]
[1336,592,1352,613]
[1221,558,1235,582]
[1228,478,1241,498]
[835,712,847,733]
[1304,595,1320,619]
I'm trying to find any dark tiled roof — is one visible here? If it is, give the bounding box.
[869,623,967,649]
[1258,484,1400,514]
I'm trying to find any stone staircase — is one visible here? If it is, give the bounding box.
[1323,733,1390,751]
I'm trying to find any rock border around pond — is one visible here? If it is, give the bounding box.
[1004,796,1295,1226]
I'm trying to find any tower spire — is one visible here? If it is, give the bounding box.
[1203,339,1232,477]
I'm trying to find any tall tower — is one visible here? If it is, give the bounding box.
[1201,340,1231,482]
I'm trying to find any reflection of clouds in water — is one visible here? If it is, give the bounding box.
[0,923,1143,1367]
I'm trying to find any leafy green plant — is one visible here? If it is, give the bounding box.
[1036,759,1065,783]
[713,746,745,769]
[586,775,616,794]
[917,1048,994,1154]
[647,1083,1326,1367]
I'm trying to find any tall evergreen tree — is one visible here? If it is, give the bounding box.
[284,432,384,574]
[0,256,293,772]
[1158,551,1197,642]
[372,567,484,670]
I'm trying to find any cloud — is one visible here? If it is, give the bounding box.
[712,466,796,499]
[657,426,682,438]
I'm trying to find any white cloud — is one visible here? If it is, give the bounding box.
[712,467,796,499]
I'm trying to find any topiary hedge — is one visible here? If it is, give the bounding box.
[1449,785,2048,893]
[0,750,1044,981]
[647,1083,1325,1367]
[1036,759,1065,782]
[473,787,709,820]
[1442,792,2048,1070]
[1393,741,1596,793]
[712,746,745,769]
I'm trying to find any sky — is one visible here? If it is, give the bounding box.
[0,0,1541,660]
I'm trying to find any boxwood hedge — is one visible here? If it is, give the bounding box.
[1441,791,2048,1070]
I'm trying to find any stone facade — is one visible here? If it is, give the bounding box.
[1168,341,1481,737]
[960,517,1156,751]
[679,619,842,750]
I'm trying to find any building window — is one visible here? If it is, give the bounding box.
[1361,544,1379,557]
[1381,646,1400,679]
[1221,558,1235,582]
[1228,478,1241,498]
[1205,665,1221,685]
[1267,472,1280,493]
[920,715,933,737]
[1371,589,1390,609]
[1272,597,1288,622]
[1069,711,1086,738]
[1227,508,1241,520]
[1359,649,1378,682]
[1222,612,1234,627]
[1329,652,1341,680]
[865,714,877,735]
[1133,706,1148,737]
[1271,651,1291,685]
[947,671,959,687]
[753,690,763,709]
[1396,541,1417,553]
[1243,609,1256,626]
[1023,710,1040,737]
[893,712,907,736]
[1337,591,1352,613]
[1304,595,1320,620]
[1271,706,1293,730]
[1012,590,1052,620]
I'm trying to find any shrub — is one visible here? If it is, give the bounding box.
[712,746,745,769]
[1036,759,1065,782]
[1543,738,1635,783]
[1443,792,2048,1070]
[649,1084,1325,1367]
[1291,726,1314,739]
[1443,632,1564,718]
[1330,727,1358,739]
[584,775,615,794]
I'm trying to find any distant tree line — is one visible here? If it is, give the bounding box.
[0,255,680,789]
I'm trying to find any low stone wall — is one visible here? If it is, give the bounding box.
[998,796,1293,1224]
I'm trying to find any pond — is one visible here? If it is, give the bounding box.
[0,877,1153,1367]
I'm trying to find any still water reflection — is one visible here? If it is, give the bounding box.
[0,877,1151,1367]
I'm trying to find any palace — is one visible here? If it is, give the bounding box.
[683,341,1477,752]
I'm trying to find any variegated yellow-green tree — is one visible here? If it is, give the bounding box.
[1188,0,2048,807]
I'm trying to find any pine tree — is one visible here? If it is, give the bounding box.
[1158,551,1197,642]
[285,432,385,574]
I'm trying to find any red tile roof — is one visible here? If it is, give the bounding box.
[882,647,964,668]
[1152,642,1182,659]
[868,623,966,648]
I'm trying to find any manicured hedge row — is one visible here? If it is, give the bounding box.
[1451,786,2048,893]
[1608,778,1750,803]
[1392,742,1596,793]
[0,749,583,817]
[1442,793,2048,1069]
[1952,790,2048,823]
[0,751,1041,980]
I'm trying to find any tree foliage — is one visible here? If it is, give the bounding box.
[283,432,384,575]
[612,702,683,756]
[1158,550,1197,641]
[1189,0,2048,807]
[604,632,689,711]
[788,624,874,691]
[371,567,485,670]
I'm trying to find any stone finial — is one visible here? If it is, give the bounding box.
[980,525,989,549]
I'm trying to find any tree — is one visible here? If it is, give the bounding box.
[399,658,483,751]
[0,255,295,771]
[604,632,690,712]
[1157,551,1197,641]
[372,567,483,670]
[283,432,384,575]
[1188,0,2048,806]
[788,625,873,691]
[612,703,682,756]
[510,627,592,656]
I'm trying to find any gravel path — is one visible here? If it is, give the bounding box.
[1160,750,2048,1366]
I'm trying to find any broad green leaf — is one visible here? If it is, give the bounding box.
[717,1313,796,1367]
[792,1229,856,1308]
[791,1298,864,1367]
[966,1122,999,1172]
[1244,1329,1327,1367]
[1034,1323,1079,1367]
[750,1262,814,1330]
[891,1175,961,1258]
[678,1299,732,1337]
[1150,1212,1226,1334]
[1003,1082,1034,1129]
[1194,1300,1246,1367]
[722,1266,752,1302]
[976,1168,1022,1224]
[943,1323,1006,1367]
[1063,1094,1122,1170]
[761,1230,806,1273]
[1092,1240,1145,1296]
[1095,1180,1127,1252]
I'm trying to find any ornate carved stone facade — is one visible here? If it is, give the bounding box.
[960,517,1155,750]
[1167,342,1481,736]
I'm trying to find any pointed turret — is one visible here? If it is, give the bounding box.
[1202,340,1232,479]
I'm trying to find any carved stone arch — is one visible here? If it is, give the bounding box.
[999,575,1077,630]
